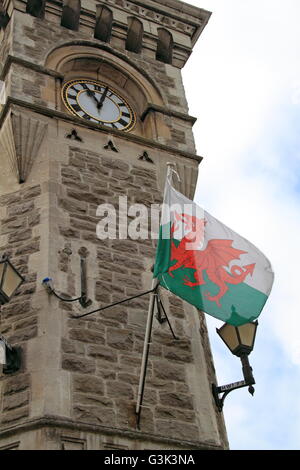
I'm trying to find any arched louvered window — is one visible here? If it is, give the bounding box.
[94,5,113,43]
[61,0,81,31]
[26,0,46,19]
[126,17,143,53]
[156,28,173,64]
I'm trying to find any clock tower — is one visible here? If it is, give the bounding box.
[0,0,228,450]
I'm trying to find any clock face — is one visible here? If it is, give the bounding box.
[62,79,136,132]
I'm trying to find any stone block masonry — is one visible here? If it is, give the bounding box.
[0,184,41,427]
[58,146,200,438]
[0,136,227,448]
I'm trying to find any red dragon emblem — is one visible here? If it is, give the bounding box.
[169,213,255,307]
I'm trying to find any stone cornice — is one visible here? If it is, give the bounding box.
[141,103,197,125]
[15,0,211,47]
[0,54,64,82]
[105,0,211,46]
[0,97,203,163]
[0,414,223,450]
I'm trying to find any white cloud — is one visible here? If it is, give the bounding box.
[182,0,300,449]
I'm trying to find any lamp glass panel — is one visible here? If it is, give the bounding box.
[238,323,256,349]
[1,263,23,298]
[218,324,239,352]
[0,262,4,288]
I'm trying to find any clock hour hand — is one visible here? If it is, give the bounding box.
[86,88,101,106]
[97,86,109,111]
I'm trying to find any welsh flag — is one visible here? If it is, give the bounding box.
[154,179,274,326]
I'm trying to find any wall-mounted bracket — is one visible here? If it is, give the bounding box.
[79,256,92,308]
[212,380,255,412]
[212,355,255,412]
[42,252,92,308]
[0,334,22,374]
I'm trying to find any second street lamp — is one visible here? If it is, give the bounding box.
[216,321,258,357]
[212,321,258,412]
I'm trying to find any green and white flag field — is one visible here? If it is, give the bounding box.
[153,177,274,326]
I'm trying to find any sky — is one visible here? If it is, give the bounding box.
[182,0,300,450]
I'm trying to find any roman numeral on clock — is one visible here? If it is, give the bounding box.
[78,112,91,120]
[81,83,91,90]
[71,103,82,112]
[72,84,83,91]
[68,90,77,98]
[118,118,129,127]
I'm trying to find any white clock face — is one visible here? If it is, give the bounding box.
[62,79,136,132]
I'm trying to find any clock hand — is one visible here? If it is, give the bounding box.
[97,86,109,111]
[86,88,102,106]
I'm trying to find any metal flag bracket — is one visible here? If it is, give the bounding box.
[154,290,178,340]
[42,255,92,308]
[166,161,181,184]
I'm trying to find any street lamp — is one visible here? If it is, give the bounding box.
[212,321,258,412]
[0,255,24,374]
[0,255,25,305]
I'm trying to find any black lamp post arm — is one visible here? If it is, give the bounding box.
[240,354,255,385]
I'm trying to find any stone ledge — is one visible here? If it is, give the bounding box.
[0,55,64,82]
[106,0,211,47]
[141,103,197,125]
[0,415,224,450]
[0,98,203,163]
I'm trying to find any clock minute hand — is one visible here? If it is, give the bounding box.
[97,86,109,111]
[86,88,101,106]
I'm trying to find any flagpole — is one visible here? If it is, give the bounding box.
[135,278,159,428]
[136,163,179,428]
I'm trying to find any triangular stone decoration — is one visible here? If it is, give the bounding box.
[0,111,48,183]
[104,138,118,152]
[66,128,83,142]
[138,151,154,164]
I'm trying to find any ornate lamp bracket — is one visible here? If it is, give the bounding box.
[212,379,255,412]
[212,354,255,412]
